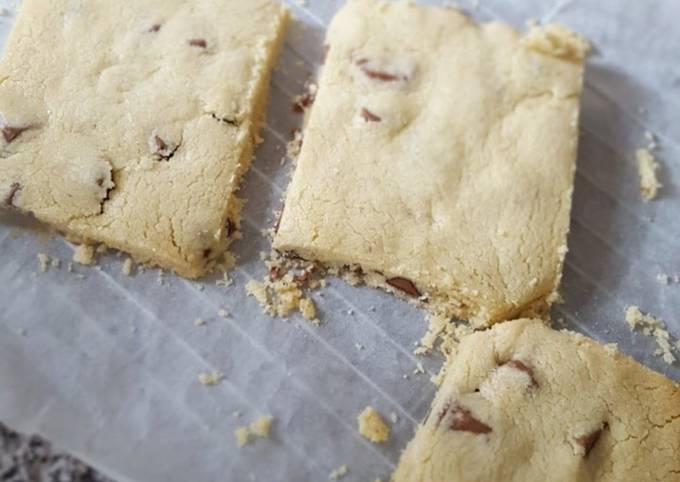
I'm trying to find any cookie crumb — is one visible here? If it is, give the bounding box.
[234,415,274,448]
[299,297,316,320]
[636,148,661,201]
[217,308,228,318]
[357,407,390,444]
[249,415,273,438]
[625,306,676,364]
[73,244,96,266]
[198,371,224,386]
[121,258,134,276]
[329,465,348,480]
[194,318,206,327]
[389,412,399,424]
[37,253,50,272]
[234,426,251,448]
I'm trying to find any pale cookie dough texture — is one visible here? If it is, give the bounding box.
[273,0,588,327]
[0,0,288,278]
[393,319,680,482]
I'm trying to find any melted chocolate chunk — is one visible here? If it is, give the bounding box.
[386,276,421,297]
[189,38,207,48]
[436,402,492,434]
[5,182,21,207]
[360,108,381,122]
[2,125,31,144]
[576,424,607,458]
[503,359,538,387]
[355,60,407,82]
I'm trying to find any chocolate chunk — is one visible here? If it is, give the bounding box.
[152,135,179,161]
[386,276,421,297]
[269,266,283,280]
[203,248,212,259]
[360,108,381,122]
[149,23,161,33]
[575,424,606,458]
[293,89,316,113]
[503,359,538,387]
[154,135,168,153]
[189,38,207,48]
[5,182,21,207]
[2,125,31,144]
[356,60,406,82]
[274,204,285,233]
[226,218,236,238]
[436,402,492,434]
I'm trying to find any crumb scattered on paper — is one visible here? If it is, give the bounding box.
[73,244,96,266]
[234,415,274,448]
[234,426,251,448]
[121,258,133,276]
[198,371,224,386]
[357,407,390,444]
[389,412,399,424]
[37,253,50,272]
[415,312,473,362]
[636,148,661,201]
[625,306,676,364]
[329,465,348,480]
[194,318,206,327]
[217,308,229,318]
[246,251,325,324]
[249,415,273,438]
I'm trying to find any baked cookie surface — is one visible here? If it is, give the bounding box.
[274,0,587,326]
[0,0,288,277]
[393,319,680,482]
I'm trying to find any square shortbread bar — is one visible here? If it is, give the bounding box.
[0,0,288,278]
[274,0,588,327]
[394,319,680,482]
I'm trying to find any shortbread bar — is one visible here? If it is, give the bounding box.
[273,0,588,326]
[394,319,680,482]
[0,0,288,277]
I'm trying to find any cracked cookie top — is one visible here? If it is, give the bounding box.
[273,0,586,326]
[394,319,680,482]
[0,0,288,277]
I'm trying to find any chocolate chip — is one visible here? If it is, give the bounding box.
[154,135,167,153]
[189,38,207,48]
[152,135,179,161]
[293,83,316,114]
[269,266,283,280]
[436,402,492,434]
[360,108,381,123]
[503,359,538,387]
[386,277,421,297]
[203,248,212,259]
[575,424,607,458]
[96,177,105,187]
[149,23,161,33]
[226,218,236,238]
[2,125,31,144]
[274,204,285,233]
[356,60,406,82]
[5,182,21,207]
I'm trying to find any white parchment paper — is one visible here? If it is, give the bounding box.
[1,1,679,481]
